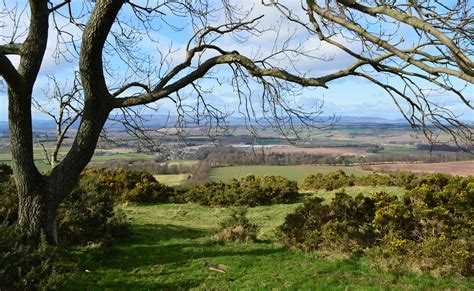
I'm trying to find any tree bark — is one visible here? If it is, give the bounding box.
[7,0,117,244]
[17,184,60,243]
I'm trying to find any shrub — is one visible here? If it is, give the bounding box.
[387,172,417,187]
[0,176,18,223]
[0,164,13,183]
[0,223,65,290]
[279,196,330,251]
[179,181,232,205]
[228,175,298,206]
[0,169,132,246]
[179,175,299,207]
[302,170,416,191]
[58,175,132,246]
[355,173,393,186]
[300,173,325,191]
[279,191,376,251]
[280,173,474,276]
[0,167,133,290]
[301,170,355,191]
[83,168,173,203]
[214,208,259,243]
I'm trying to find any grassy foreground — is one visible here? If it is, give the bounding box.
[65,201,473,289]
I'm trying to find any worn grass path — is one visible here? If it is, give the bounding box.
[64,201,473,290]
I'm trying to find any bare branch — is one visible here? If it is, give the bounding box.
[33,73,84,167]
[336,0,473,76]
[0,54,25,92]
[0,43,22,55]
[113,53,332,108]
[48,0,70,13]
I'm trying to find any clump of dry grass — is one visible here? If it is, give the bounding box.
[214,208,259,243]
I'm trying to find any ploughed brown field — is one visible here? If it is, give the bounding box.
[368,161,474,176]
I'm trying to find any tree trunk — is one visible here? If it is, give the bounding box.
[4,0,119,244]
[17,189,59,243]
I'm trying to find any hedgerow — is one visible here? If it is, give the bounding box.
[175,174,299,206]
[301,170,417,191]
[300,170,355,191]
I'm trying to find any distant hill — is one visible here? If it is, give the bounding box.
[0,115,470,132]
[336,116,406,124]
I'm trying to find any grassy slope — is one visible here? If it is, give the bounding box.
[65,202,473,290]
[211,165,369,184]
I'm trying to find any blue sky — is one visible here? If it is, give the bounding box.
[0,0,472,122]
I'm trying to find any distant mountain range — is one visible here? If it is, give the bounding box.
[334,116,407,125]
[0,115,469,132]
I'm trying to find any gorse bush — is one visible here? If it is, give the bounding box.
[58,174,132,246]
[83,168,173,203]
[301,170,416,191]
[0,165,133,290]
[0,223,65,290]
[214,208,259,243]
[0,175,17,223]
[280,173,474,276]
[356,172,416,187]
[301,170,355,191]
[279,191,376,252]
[176,175,299,206]
[0,166,132,246]
[230,175,299,205]
[0,164,13,182]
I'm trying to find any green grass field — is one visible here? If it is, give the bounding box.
[154,174,191,186]
[89,152,154,163]
[211,165,370,184]
[378,144,421,156]
[163,160,199,166]
[65,202,473,289]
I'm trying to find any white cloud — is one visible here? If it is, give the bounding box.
[1,0,472,123]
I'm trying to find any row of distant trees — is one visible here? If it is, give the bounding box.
[93,160,194,175]
[186,146,473,166]
[93,145,472,183]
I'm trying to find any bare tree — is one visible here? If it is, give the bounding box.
[0,0,472,242]
[268,0,473,146]
[33,72,83,167]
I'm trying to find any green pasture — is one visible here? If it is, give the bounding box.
[154,174,191,186]
[211,165,370,184]
[65,202,473,289]
[378,144,422,156]
[163,160,199,166]
[89,152,155,163]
